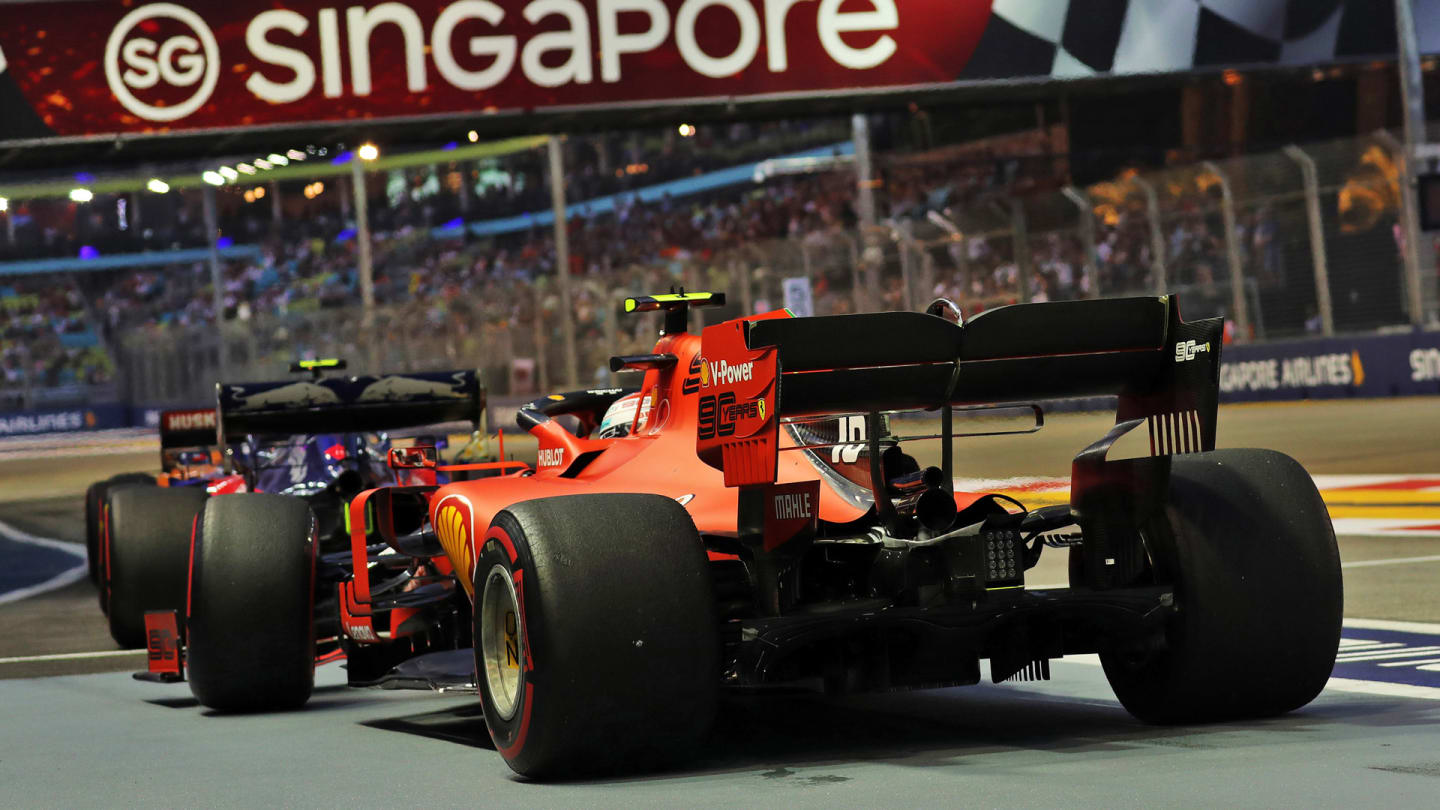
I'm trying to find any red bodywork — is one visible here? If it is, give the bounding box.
[338,311,991,639]
[343,313,992,632]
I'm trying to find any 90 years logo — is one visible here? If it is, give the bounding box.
[104,4,220,122]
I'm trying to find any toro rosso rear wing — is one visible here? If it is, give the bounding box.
[159,408,218,450]
[697,296,1222,487]
[215,369,486,448]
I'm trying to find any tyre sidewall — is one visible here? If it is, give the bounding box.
[1101,449,1342,722]
[474,517,539,765]
[187,493,317,711]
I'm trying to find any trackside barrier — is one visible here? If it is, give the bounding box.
[0,403,130,437]
[1219,330,1440,403]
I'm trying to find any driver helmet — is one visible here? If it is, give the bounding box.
[597,393,643,439]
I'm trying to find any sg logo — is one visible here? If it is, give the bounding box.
[104,4,220,122]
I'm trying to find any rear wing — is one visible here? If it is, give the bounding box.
[216,369,485,441]
[698,296,1222,486]
[159,408,218,450]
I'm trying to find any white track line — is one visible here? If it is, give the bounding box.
[1344,618,1440,634]
[0,649,142,665]
[0,518,87,607]
[1342,554,1440,569]
[1324,678,1440,701]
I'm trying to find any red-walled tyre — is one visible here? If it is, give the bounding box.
[474,494,719,779]
[86,473,156,593]
[103,485,207,647]
[187,494,317,712]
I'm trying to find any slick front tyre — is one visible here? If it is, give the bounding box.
[187,494,317,712]
[103,485,206,648]
[1099,449,1342,723]
[474,494,719,779]
[87,473,156,591]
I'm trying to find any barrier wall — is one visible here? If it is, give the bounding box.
[1220,331,1440,403]
[0,404,130,437]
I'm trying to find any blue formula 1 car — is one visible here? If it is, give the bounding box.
[90,360,491,649]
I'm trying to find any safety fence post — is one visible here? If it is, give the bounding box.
[533,285,549,395]
[999,200,1033,304]
[1061,186,1099,298]
[351,157,374,324]
[1202,161,1252,343]
[548,135,579,387]
[202,184,228,382]
[1376,130,1430,326]
[1282,145,1335,337]
[606,292,620,388]
[1130,176,1168,295]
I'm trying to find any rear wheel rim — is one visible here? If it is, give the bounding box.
[480,564,524,721]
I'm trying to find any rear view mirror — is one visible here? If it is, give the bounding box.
[388,446,437,470]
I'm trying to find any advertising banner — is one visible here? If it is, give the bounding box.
[0,0,1428,145]
[1220,331,1440,404]
[0,0,989,143]
[0,404,130,437]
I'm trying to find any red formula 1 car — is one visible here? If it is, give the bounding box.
[148,293,1342,780]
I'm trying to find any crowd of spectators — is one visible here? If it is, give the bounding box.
[1,276,113,399]
[3,121,1309,403]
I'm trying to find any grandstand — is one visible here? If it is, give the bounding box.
[1,1,1437,428]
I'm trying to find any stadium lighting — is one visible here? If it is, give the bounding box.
[0,197,7,212]
[69,188,93,203]
[237,163,256,175]
[219,166,239,181]
[678,123,696,138]
[267,153,289,166]
[146,178,170,194]
[243,190,256,204]
[254,159,272,171]
[357,143,380,161]
[203,171,225,186]
[467,130,479,143]
[287,149,306,161]
[254,186,266,199]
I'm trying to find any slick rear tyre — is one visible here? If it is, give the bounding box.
[1097,449,1342,724]
[474,494,719,779]
[103,485,207,648]
[187,494,316,712]
[86,473,156,590]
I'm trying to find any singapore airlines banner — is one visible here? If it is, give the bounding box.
[0,0,1434,144]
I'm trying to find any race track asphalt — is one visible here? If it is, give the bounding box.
[2,399,1440,805]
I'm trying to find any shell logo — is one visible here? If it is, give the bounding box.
[435,501,476,596]
[698,358,711,388]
